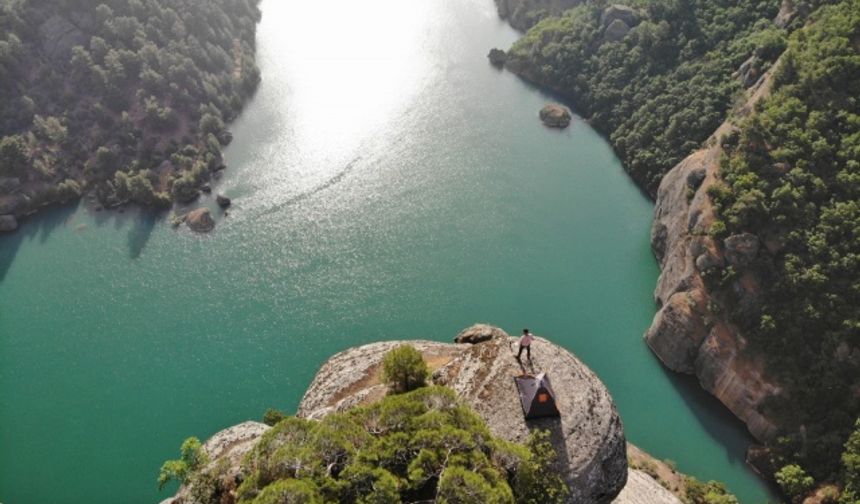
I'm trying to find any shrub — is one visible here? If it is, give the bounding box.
[381,345,429,394]
[262,408,287,427]
[775,464,814,503]
[158,437,208,490]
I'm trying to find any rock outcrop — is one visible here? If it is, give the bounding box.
[645,64,783,442]
[494,0,584,31]
[298,333,628,503]
[185,208,215,233]
[540,103,573,128]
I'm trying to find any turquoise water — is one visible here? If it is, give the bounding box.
[0,0,775,502]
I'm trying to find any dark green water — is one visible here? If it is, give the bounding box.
[0,1,775,502]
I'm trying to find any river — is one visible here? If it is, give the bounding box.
[0,0,775,502]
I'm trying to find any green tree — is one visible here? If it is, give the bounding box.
[776,464,815,503]
[158,437,208,490]
[381,345,429,394]
[842,419,860,503]
[0,135,28,177]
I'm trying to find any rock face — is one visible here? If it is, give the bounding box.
[0,177,21,193]
[540,103,573,128]
[298,333,628,503]
[488,47,507,67]
[645,65,783,442]
[185,208,215,233]
[0,215,18,232]
[494,0,584,30]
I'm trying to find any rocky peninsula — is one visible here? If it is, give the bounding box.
[162,324,684,504]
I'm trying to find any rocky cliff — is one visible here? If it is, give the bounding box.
[162,324,684,504]
[644,66,783,442]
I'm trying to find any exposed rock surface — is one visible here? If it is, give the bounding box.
[540,103,573,128]
[494,0,584,30]
[185,208,215,233]
[613,470,682,504]
[0,215,18,232]
[298,333,628,503]
[645,64,783,442]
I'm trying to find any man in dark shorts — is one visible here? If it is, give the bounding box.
[517,328,534,360]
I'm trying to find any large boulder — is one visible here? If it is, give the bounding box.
[185,208,215,233]
[216,194,231,208]
[603,18,632,42]
[0,215,18,232]
[454,323,509,343]
[540,103,572,128]
[601,5,639,28]
[299,331,628,503]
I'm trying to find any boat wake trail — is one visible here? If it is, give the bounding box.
[259,155,363,216]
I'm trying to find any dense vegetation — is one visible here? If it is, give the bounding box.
[161,386,568,504]
[0,0,260,217]
[704,0,860,495]
[504,0,788,194]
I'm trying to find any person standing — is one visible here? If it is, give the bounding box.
[517,328,534,360]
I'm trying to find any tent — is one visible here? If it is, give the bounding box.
[514,372,561,419]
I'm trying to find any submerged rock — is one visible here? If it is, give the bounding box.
[185,208,215,233]
[488,47,507,67]
[540,103,572,128]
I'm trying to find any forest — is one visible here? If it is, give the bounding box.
[504,0,859,498]
[504,0,788,194]
[707,0,860,495]
[0,0,261,217]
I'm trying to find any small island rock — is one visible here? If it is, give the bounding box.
[216,194,231,208]
[540,103,572,128]
[487,48,507,67]
[185,208,215,233]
